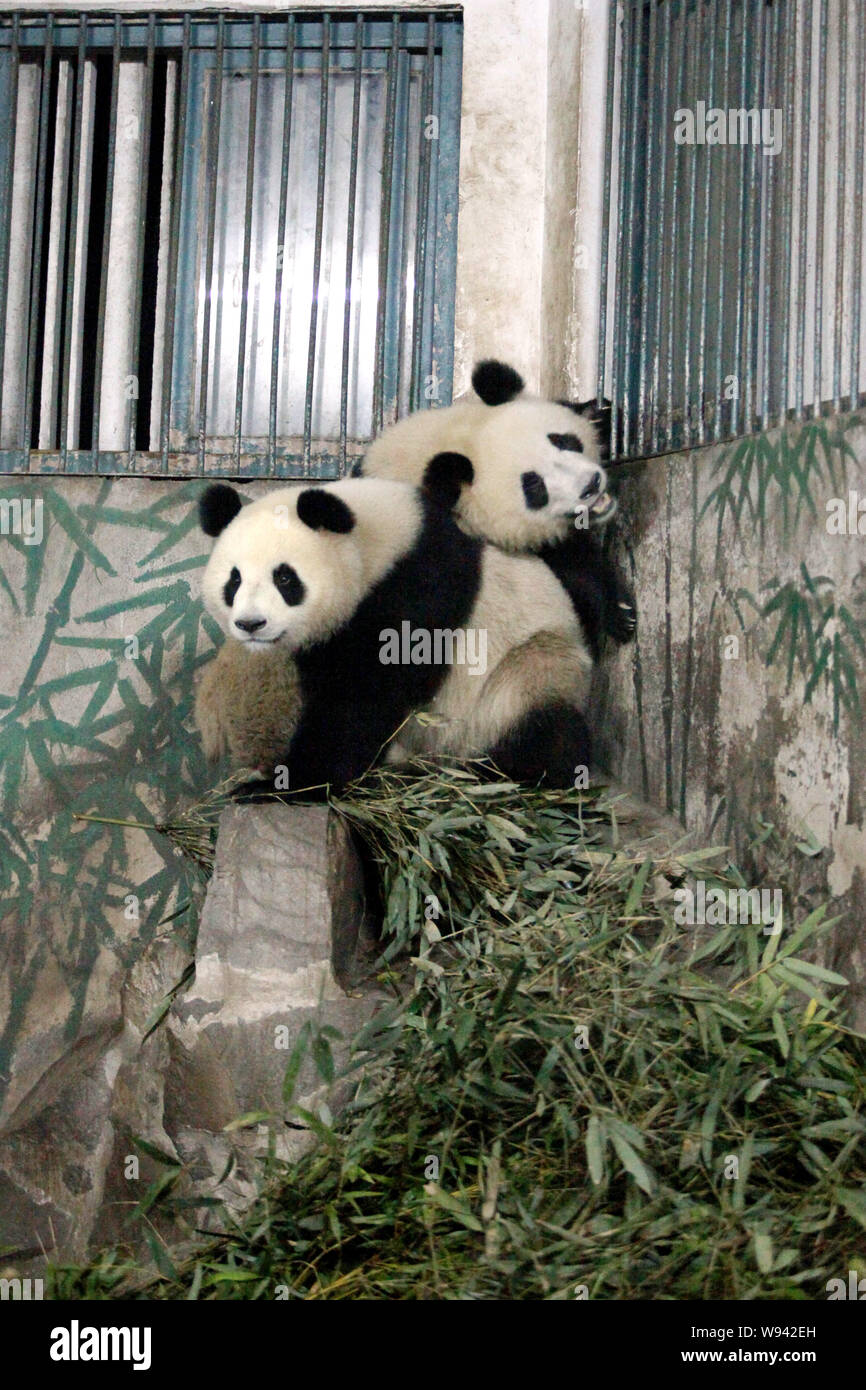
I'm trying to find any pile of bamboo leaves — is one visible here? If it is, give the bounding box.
[51,764,866,1300]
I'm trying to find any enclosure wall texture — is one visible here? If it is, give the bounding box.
[594,417,866,1025]
[2,0,865,1255]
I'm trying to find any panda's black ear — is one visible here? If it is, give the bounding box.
[558,397,612,461]
[199,483,243,537]
[297,488,355,534]
[472,360,525,406]
[422,452,474,511]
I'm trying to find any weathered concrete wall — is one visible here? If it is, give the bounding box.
[0,477,211,1258]
[4,0,864,1264]
[594,416,866,1022]
[0,0,601,1261]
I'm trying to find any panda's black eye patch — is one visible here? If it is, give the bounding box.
[273,563,305,607]
[223,567,241,607]
[521,471,549,510]
[548,431,584,453]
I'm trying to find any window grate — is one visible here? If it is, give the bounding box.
[0,9,463,477]
[599,0,866,461]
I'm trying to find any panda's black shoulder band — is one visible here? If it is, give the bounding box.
[423,452,474,511]
[472,359,525,406]
[297,488,355,534]
[199,483,243,537]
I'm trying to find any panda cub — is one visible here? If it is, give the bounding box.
[358,359,636,660]
[198,477,594,795]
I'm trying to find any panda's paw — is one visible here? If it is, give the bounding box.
[610,598,637,644]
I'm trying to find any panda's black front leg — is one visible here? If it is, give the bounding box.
[608,568,637,644]
[539,531,637,655]
[231,703,394,803]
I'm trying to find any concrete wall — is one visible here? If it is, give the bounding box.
[3,0,865,1256]
[594,415,866,1023]
[0,0,607,1221]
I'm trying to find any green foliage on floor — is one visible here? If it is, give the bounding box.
[48,767,866,1301]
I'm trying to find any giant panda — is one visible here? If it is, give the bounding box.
[357,359,636,659]
[197,477,594,795]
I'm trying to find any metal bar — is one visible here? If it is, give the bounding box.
[730,3,750,439]
[795,0,812,420]
[59,16,89,465]
[430,17,461,407]
[372,15,399,437]
[124,11,155,466]
[410,14,435,414]
[832,0,846,413]
[851,0,865,412]
[635,0,657,456]
[388,53,410,424]
[712,0,733,442]
[619,0,644,458]
[611,0,633,456]
[92,14,121,471]
[741,0,764,438]
[0,13,20,438]
[696,0,720,446]
[596,0,618,407]
[664,0,689,451]
[159,12,191,472]
[197,11,225,474]
[610,0,626,454]
[268,13,295,477]
[777,0,795,425]
[813,0,826,417]
[22,12,54,466]
[44,57,71,454]
[233,13,261,472]
[302,12,329,472]
[648,0,672,455]
[681,2,701,449]
[759,0,776,430]
[339,15,363,472]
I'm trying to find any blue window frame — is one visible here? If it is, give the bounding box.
[599,0,865,460]
[0,10,463,477]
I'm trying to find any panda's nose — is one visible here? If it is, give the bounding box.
[235,617,267,634]
[580,471,602,500]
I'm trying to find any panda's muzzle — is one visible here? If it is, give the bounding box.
[235,616,267,634]
[577,467,617,525]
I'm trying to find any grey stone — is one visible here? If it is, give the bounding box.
[164,803,382,1224]
[172,804,380,1081]
[0,800,382,1262]
[0,1051,117,1261]
[0,1173,73,1261]
[183,803,374,985]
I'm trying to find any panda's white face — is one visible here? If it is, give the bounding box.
[462,399,614,551]
[201,490,365,651]
[200,479,425,652]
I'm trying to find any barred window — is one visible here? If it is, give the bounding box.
[600,0,865,459]
[0,10,463,477]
